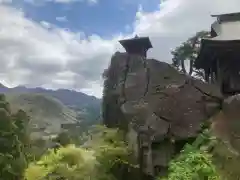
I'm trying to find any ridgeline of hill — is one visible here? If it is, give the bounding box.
[6,93,78,138]
[0,84,101,109]
[0,83,102,138]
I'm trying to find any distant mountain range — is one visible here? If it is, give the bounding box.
[0,83,101,109]
[0,83,102,138]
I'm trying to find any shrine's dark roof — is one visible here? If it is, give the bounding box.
[211,12,240,18]
[195,38,240,69]
[195,39,240,69]
[119,36,153,50]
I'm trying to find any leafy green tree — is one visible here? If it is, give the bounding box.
[12,110,31,160]
[0,94,28,179]
[171,31,210,77]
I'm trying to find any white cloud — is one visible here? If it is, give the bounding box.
[56,16,68,22]
[0,5,119,97]
[0,0,12,3]
[24,0,98,5]
[87,0,97,5]
[0,0,240,98]
[53,0,81,3]
[134,0,240,62]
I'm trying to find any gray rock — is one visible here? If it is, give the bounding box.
[102,53,222,177]
[219,94,240,151]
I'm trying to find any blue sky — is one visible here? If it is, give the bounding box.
[10,0,160,38]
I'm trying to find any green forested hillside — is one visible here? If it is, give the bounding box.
[5,93,78,139]
[0,84,101,135]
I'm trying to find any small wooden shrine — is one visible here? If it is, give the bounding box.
[119,35,153,58]
[195,12,240,95]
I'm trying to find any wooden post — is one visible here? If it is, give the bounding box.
[204,68,210,82]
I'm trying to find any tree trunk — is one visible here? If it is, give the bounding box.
[204,69,210,82]
[181,59,193,76]
[189,59,194,76]
[181,59,187,74]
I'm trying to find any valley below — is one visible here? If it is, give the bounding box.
[0,83,101,139]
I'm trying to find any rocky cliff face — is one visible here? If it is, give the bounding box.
[102,52,223,177]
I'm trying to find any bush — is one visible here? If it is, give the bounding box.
[25,126,137,180]
[24,144,103,180]
[160,130,220,180]
[52,131,72,147]
[87,126,138,178]
[160,144,219,180]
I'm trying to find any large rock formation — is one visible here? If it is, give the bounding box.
[213,94,240,152]
[210,95,240,179]
[102,52,222,177]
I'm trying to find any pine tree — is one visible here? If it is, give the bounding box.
[171,31,210,77]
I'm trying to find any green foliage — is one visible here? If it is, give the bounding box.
[86,126,137,174]
[25,145,104,180]
[161,145,219,180]
[171,31,210,76]
[6,93,78,135]
[52,131,72,147]
[160,130,219,180]
[0,94,29,179]
[77,105,101,126]
[25,125,137,180]
[28,138,48,161]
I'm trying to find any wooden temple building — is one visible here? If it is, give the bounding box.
[119,35,153,58]
[195,12,240,95]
